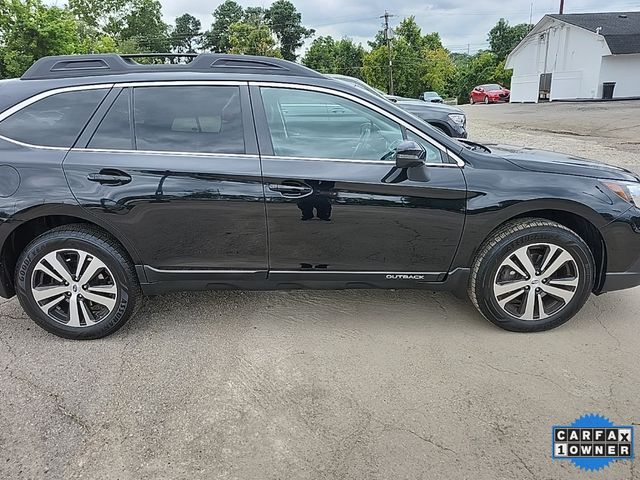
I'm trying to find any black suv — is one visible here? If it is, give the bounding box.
[1,53,639,339]
[326,74,467,138]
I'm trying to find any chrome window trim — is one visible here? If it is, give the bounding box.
[263,155,394,166]
[0,83,114,123]
[262,155,460,168]
[251,81,465,168]
[0,133,69,151]
[0,83,114,150]
[73,147,258,159]
[0,79,465,168]
[0,81,245,151]
[117,80,246,88]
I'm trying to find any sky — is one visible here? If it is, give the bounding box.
[156,0,640,55]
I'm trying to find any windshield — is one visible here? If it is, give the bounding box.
[423,92,439,97]
[483,84,503,91]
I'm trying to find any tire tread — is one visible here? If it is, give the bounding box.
[468,218,587,331]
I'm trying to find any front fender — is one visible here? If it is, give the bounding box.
[451,164,628,270]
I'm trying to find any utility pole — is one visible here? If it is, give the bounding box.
[380,11,395,96]
[559,0,564,14]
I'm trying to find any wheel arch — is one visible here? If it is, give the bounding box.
[0,206,143,298]
[464,207,606,293]
[508,209,606,292]
[426,121,452,137]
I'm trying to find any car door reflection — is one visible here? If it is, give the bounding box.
[297,180,336,221]
[293,166,417,221]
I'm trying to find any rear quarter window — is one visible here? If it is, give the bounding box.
[0,89,108,148]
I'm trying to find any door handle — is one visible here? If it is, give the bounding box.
[268,182,313,197]
[87,170,132,186]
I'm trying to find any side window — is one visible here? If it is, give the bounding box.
[132,86,244,154]
[260,87,404,161]
[0,89,108,148]
[88,89,132,150]
[406,131,444,163]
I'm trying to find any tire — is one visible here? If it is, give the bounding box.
[468,218,594,332]
[14,224,141,339]
[483,96,490,104]
[469,97,474,105]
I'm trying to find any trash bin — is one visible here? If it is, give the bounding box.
[602,82,616,100]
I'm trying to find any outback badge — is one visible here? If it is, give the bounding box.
[386,274,425,280]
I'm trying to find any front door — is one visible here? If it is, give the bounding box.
[251,84,466,283]
[64,83,268,282]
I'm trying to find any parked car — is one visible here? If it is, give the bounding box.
[419,91,444,103]
[470,84,511,104]
[327,74,467,138]
[393,99,466,138]
[1,53,639,339]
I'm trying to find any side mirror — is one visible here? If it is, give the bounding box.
[395,141,425,168]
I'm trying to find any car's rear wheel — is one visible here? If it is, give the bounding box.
[469,97,474,104]
[14,225,141,339]
[469,218,594,332]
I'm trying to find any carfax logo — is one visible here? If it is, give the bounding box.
[552,414,634,471]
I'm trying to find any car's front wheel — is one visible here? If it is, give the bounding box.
[14,225,141,339]
[469,218,594,332]
[483,96,490,104]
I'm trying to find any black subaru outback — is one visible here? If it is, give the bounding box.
[0,53,639,339]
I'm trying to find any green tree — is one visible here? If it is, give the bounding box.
[0,0,81,78]
[265,0,314,61]
[488,18,532,61]
[453,51,500,103]
[363,38,422,97]
[68,0,126,29]
[333,38,365,78]
[302,36,336,73]
[422,47,455,95]
[395,17,421,50]
[119,0,169,53]
[243,6,266,23]
[395,16,423,51]
[492,58,513,87]
[203,0,243,53]
[367,30,386,49]
[303,36,364,77]
[171,13,201,53]
[228,10,280,57]
[422,32,443,51]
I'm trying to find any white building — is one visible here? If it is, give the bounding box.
[506,12,640,102]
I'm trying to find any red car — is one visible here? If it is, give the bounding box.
[469,84,510,104]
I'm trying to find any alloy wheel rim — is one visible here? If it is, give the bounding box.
[493,243,579,321]
[31,249,118,328]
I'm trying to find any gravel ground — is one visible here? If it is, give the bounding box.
[1,101,639,480]
[460,100,640,172]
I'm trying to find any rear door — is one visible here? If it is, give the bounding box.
[251,83,466,284]
[64,82,268,283]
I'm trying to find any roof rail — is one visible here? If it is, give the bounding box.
[20,53,324,80]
